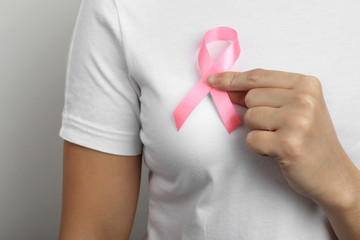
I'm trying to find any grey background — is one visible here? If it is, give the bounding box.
[0,0,149,239]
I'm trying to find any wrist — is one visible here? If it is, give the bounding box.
[316,185,360,214]
[314,154,360,213]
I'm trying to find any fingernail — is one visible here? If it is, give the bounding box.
[207,74,222,85]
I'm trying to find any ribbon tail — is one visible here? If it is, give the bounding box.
[210,88,241,134]
[173,80,212,131]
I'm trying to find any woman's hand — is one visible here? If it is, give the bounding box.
[207,68,360,210]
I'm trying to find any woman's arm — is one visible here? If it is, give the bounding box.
[58,140,142,240]
[314,153,360,240]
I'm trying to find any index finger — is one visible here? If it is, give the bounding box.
[207,68,303,91]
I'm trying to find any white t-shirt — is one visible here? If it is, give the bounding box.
[59,0,360,239]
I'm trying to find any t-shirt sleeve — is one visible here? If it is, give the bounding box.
[59,0,142,156]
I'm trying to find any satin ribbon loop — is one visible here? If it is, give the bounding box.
[173,26,241,133]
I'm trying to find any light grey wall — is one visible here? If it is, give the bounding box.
[0,0,148,239]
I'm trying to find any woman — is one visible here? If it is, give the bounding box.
[58,0,360,239]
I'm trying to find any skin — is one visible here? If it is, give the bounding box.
[207,68,360,240]
[58,140,142,240]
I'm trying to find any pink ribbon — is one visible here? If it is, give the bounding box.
[173,26,241,134]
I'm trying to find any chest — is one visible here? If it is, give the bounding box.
[122,0,360,173]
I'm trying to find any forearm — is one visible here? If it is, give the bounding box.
[321,202,360,240]
[315,155,360,240]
